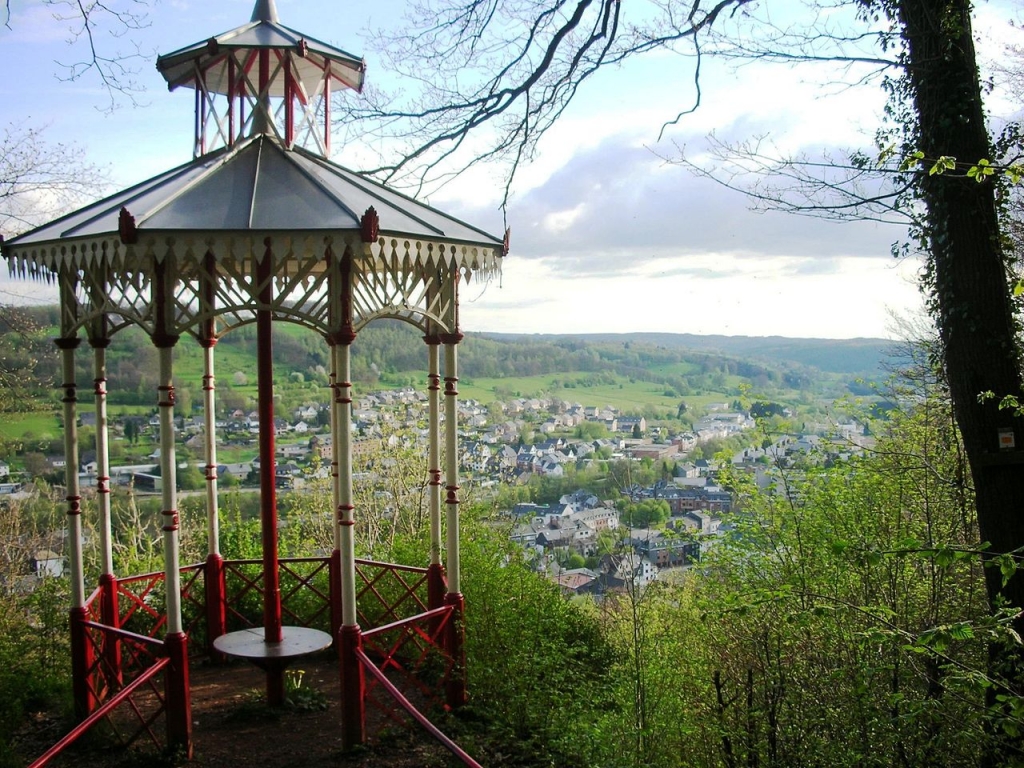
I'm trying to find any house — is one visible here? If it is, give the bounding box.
[596,552,659,591]
[510,519,543,549]
[560,489,599,511]
[661,485,732,515]
[279,444,309,458]
[294,405,319,421]
[626,443,678,461]
[488,445,519,475]
[536,459,564,477]
[536,527,574,550]
[671,511,725,555]
[32,550,66,578]
[675,462,699,479]
[554,568,598,595]
[617,416,647,435]
[462,443,493,473]
[573,507,619,533]
[511,502,554,519]
[132,472,163,492]
[634,531,698,569]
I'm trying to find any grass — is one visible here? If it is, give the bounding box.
[0,411,62,443]
[459,373,744,412]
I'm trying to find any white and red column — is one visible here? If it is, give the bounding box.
[425,335,445,611]
[92,333,121,686]
[441,332,467,708]
[58,334,93,719]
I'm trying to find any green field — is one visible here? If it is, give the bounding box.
[459,373,737,413]
[0,411,62,443]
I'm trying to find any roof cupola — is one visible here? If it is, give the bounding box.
[156,0,365,157]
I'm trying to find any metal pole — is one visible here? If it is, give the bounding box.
[426,337,445,610]
[335,342,356,626]
[202,341,220,555]
[202,338,227,652]
[58,336,92,719]
[256,241,284,704]
[329,345,343,638]
[156,342,193,752]
[152,260,191,754]
[92,341,113,577]
[442,333,467,709]
[157,345,183,635]
[200,255,226,653]
[442,338,461,596]
[92,338,121,685]
[335,338,365,748]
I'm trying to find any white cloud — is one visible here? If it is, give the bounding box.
[541,204,587,235]
[464,252,923,339]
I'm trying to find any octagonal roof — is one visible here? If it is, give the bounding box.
[8,135,496,243]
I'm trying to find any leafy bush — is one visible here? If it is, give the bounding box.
[459,513,618,765]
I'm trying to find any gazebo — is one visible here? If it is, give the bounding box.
[3,0,505,759]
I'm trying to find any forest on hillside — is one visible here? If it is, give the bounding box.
[0,307,888,414]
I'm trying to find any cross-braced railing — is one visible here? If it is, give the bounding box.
[48,554,457,767]
[354,559,431,628]
[31,587,179,767]
[222,556,334,632]
[80,620,170,748]
[113,566,207,653]
[361,606,455,722]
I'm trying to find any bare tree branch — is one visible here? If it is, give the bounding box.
[338,0,762,210]
[0,121,108,238]
[338,0,905,213]
[5,0,153,111]
[665,133,920,227]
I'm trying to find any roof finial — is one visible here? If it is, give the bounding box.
[251,0,279,23]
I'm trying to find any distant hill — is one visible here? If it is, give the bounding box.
[480,332,896,376]
[5,308,898,416]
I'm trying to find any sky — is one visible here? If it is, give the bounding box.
[0,0,1020,340]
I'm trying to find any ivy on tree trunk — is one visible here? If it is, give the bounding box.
[899,0,1024,755]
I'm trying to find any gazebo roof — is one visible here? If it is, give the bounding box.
[3,133,504,274]
[156,1,365,95]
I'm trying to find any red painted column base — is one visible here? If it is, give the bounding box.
[70,606,95,719]
[427,563,446,612]
[444,592,467,709]
[329,549,342,642]
[338,624,366,750]
[98,573,122,688]
[164,632,193,759]
[204,553,227,660]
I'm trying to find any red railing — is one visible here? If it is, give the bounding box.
[354,559,431,628]
[28,656,171,768]
[43,556,454,765]
[115,571,167,639]
[31,604,173,768]
[356,644,480,768]
[361,605,455,719]
[222,556,334,632]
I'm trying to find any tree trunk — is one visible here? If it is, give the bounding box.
[898,0,1024,758]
